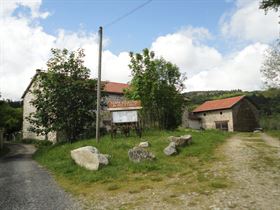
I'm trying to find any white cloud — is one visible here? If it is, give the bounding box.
[149,29,268,92]
[186,43,268,91]
[0,1,130,100]
[0,0,49,19]
[151,27,223,77]
[221,0,278,43]
[0,0,274,100]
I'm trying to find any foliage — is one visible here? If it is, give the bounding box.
[259,0,280,13]
[126,49,186,130]
[27,48,97,142]
[260,114,280,130]
[33,129,231,191]
[0,100,22,135]
[261,40,280,88]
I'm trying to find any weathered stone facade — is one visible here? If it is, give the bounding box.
[195,109,234,131]
[22,82,57,142]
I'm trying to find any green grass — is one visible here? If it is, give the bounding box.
[267,130,280,140]
[33,129,231,199]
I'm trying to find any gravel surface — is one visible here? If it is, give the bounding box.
[0,143,81,210]
[83,133,280,209]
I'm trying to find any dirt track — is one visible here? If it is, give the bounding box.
[199,133,280,210]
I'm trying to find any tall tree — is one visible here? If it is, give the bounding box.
[27,48,97,142]
[261,40,280,88]
[126,49,186,130]
[259,0,280,13]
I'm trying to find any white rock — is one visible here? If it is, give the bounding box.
[164,142,177,156]
[70,146,109,171]
[139,141,149,148]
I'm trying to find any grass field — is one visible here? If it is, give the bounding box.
[33,129,232,204]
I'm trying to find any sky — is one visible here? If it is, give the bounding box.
[0,0,279,100]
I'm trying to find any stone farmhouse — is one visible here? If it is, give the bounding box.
[21,70,129,142]
[189,95,259,132]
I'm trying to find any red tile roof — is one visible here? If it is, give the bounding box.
[103,82,129,94]
[193,95,245,113]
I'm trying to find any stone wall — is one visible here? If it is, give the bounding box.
[22,87,125,142]
[22,83,57,142]
[195,109,234,131]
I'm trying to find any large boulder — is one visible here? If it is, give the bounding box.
[70,146,109,171]
[139,141,149,148]
[168,135,192,147]
[164,142,177,156]
[128,146,155,163]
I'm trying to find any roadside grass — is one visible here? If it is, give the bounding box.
[0,145,10,157]
[33,129,232,201]
[267,130,280,140]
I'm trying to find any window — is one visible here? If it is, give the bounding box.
[215,121,228,131]
[220,112,223,115]
[203,113,206,116]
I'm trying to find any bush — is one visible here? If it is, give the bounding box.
[260,114,280,130]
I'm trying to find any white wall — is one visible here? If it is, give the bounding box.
[195,109,234,131]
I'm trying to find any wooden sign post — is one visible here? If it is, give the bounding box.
[108,100,142,138]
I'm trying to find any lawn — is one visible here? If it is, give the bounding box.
[33,129,232,206]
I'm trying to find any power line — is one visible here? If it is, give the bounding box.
[104,0,153,28]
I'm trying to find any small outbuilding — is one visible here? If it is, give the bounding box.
[191,95,259,132]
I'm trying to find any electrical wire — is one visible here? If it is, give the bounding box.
[103,0,153,28]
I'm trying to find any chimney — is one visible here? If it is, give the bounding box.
[36,69,41,74]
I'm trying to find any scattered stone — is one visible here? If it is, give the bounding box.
[164,142,177,156]
[97,153,109,165]
[139,141,149,148]
[168,135,192,147]
[128,146,155,162]
[70,146,109,171]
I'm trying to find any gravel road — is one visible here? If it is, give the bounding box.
[0,143,81,210]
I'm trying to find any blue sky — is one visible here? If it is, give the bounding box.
[32,0,234,53]
[0,0,278,99]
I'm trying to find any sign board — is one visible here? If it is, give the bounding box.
[112,110,138,123]
[108,100,141,109]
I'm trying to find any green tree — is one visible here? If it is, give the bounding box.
[27,48,97,142]
[0,100,22,135]
[261,40,280,88]
[126,49,186,130]
[259,0,280,13]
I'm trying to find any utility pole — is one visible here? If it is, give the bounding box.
[96,26,103,142]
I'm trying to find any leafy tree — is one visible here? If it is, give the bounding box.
[259,0,280,13]
[27,48,97,142]
[0,100,22,135]
[261,40,280,88]
[126,49,186,130]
